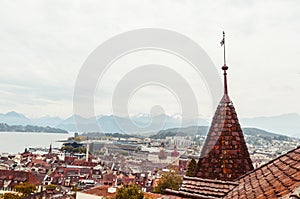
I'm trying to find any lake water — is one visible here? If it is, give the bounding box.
[0,132,73,154]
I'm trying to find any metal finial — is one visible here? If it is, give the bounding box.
[221,31,228,95]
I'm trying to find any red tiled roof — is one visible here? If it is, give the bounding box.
[0,170,41,187]
[166,176,238,199]
[144,192,163,199]
[103,173,117,182]
[51,166,92,176]
[224,146,300,199]
[195,57,253,181]
[167,146,300,199]
[64,156,76,164]
[122,175,136,184]
[83,185,117,198]
[71,159,97,167]
[195,94,254,181]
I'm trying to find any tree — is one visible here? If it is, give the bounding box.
[186,158,197,177]
[74,136,85,141]
[14,182,37,197]
[153,170,183,194]
[3,193,20,199]
[45,184,57,190]
[115,184,144,199]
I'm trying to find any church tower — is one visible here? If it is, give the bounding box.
[194,32,254,181]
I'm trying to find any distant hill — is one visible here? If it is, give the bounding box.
[32,116,63,127]
[0,123,68,134]
[0,111,32,125]
[240,113,300,137]
[0,111,63,127]
[150,126,290,140]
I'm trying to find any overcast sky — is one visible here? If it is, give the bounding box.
[0,0,299,119]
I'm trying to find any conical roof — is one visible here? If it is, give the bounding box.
[171,145,179,157]
[194,32,253,181]
[194,94,253,181]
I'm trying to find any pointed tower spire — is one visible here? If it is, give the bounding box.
[48,143,52,155]
[194,32,253,181]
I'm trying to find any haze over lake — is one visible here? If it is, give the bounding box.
[0,132,72,154]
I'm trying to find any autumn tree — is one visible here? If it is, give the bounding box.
[3,193,20,199]
[14,182,37,197]
[186,158,197,177]
[45,184,57,190]
[153,170,183,194]
[115,184,144,199]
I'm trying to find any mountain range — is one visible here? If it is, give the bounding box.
[0,111,299,137]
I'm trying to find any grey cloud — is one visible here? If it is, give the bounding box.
[0,0,299,117]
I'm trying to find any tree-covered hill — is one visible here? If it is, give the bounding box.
[150,126,291,140]
[0,123,68,133]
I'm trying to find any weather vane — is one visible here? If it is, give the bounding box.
[220,31,228,95]
[220,31,226,66]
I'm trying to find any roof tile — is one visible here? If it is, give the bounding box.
[194,95,254,181]
[223,146,300,199]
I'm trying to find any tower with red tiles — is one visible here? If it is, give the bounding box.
[194,32,254,181]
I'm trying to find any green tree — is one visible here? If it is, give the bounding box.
[3,193,20,199]
[77,146,87,153]
[115,184,144,199]
[186,158,197,177]
[61,145,86,153]
[14,182,37,197]
[153,170,183,194]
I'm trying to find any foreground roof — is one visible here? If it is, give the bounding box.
[167,176,238,199]
[167,146,300,199]
[224,146,300,199]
